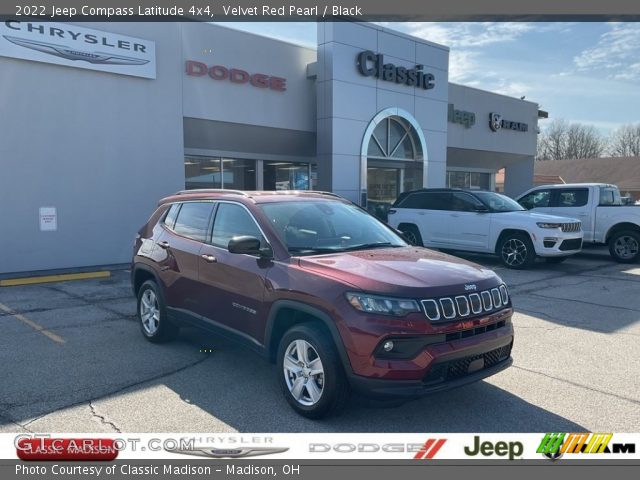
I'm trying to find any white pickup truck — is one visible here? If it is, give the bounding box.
[517,183,640,263]
[387,188,583,269]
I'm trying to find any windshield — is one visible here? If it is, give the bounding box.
[473,192,525,212]
[259,200,407,255]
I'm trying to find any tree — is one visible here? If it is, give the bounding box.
[608,124,640,157]
[537,119,607,160]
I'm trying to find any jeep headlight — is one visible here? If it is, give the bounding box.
[346,293,420,317]
[536,222,562,229]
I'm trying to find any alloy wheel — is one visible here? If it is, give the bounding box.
[403,230,418,245]
[140,289,160,335]
[501,238,528,267]
[613,235,639,260]
[283,339,325,406]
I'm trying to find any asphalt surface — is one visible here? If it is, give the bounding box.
[1,248,639,433]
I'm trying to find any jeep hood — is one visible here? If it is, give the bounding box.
[297,247,502,297]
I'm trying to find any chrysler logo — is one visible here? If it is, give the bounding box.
[165,446,289,459]
[3,36,149,65]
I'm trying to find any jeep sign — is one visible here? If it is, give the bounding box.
[448,104,476,128]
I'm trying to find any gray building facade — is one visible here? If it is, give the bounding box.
[0,21,540,274]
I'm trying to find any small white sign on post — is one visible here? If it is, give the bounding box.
[39,207,57,232]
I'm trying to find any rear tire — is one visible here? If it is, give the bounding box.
[608,230,640,263]
[277,324,349,419]
[399,224,423,247]
[137,280,179,343]
[497,233,536,269]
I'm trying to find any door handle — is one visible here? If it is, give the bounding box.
[451,213,460,218]
[157,241,170,249]
[201,254,217,263]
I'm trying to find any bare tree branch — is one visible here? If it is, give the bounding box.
[608,124,640,157]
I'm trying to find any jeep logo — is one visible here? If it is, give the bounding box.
[464,436,523,460]
[464,284,477,291]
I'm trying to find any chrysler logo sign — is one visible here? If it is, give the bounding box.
[3,36,149,65]
[0,21,156,78]
[165,446,289,458]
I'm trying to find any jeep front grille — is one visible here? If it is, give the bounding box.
[421,285,509,322]
[561,222,581,233]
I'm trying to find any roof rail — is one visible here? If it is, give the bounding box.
[174,189,250,197]
[307,190,342,198]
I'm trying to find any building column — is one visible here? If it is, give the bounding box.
[503,156,535,198]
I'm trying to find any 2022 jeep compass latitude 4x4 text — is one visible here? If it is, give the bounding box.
[131,190,514,418]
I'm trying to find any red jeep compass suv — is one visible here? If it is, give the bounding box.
[132,190,514,418]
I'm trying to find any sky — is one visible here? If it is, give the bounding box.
[218,22,640,135]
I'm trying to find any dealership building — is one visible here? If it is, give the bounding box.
[0,21,541,274]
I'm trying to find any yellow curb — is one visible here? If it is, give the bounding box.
[0,270,111,287]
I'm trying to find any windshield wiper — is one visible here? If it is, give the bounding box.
[338,242,400,252]
[287,247,339,255]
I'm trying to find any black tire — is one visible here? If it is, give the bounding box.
[136,280,179,343]
[608,230,640,263]
[399,224,423,246]
[277,323,350,419]
[545,256,568,264]
[497,232,536,269]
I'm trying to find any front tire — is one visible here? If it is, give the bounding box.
[609,230,640,263]
[137,280,179,343]
[498,233,536,269]
[277,324,349,419]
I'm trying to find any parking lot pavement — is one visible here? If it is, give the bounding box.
[1,251,639,433]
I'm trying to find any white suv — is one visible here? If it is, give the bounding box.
[387,189,583,269]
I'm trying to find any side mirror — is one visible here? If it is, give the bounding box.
[228,236,272,258]
[474,204,489,213]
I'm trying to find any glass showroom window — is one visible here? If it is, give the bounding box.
[446,171,492,190]
[184,156,256,190]
[222,158,256,190]
[185,156,221,189]
[264,162,311,190]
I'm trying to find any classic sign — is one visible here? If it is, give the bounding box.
[357,50,435,90]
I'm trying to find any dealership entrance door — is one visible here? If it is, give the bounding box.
[364,114,424,220]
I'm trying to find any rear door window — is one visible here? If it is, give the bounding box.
[399,192,450,210]
[172,202,215,242]
[553,188,589,207]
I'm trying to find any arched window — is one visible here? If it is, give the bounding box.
[367,116,423,161]
[361,110,427,220]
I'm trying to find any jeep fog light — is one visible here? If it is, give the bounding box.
[383,340,394,352]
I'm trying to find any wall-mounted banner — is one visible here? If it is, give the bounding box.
[0,21,156,79]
